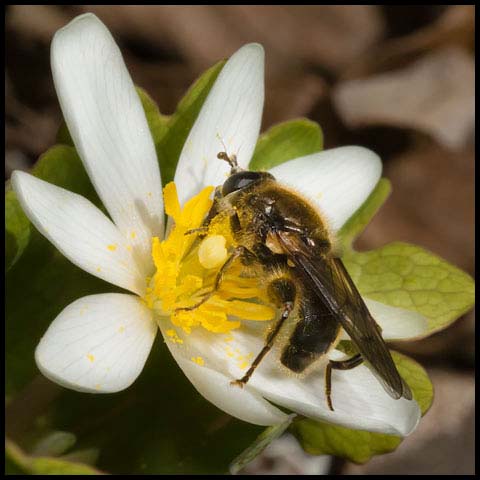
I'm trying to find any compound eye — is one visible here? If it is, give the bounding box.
[222,171,262,195]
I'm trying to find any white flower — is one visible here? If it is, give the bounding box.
[11,14,428,436]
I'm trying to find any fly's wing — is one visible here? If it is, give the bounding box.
[276,231,412,401]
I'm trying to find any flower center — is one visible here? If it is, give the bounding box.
[144,182,275,335]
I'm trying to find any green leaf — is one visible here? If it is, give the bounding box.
[6,438,103,475]
[249,119,323,171]
[229,415,295,474]
[291,351,433,464]
[292,418,402,464]
[338,178,391,251]
[392,351,433,415]
[5,188,31,271]
[343,242,475,336]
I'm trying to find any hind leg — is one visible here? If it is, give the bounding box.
[231,277,296,387]
[325,354,363,411]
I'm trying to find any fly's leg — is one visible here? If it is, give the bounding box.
[184,186,224,238]
[184,226,209,236]
[201,185,224,230]
[185,188,243,239]
[174,245,256,313]
[230,300,293,387]
[325,353,363,411]
[231,277,296,387]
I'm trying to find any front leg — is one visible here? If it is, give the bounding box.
[202,185,224,229]
[175,245,257,313]
[185,186,237,237]
[231,275,297,387]
[325,354,363,411]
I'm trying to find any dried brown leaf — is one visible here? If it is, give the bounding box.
[333,47,474,150]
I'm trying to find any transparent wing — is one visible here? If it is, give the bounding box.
[276,231,412,400]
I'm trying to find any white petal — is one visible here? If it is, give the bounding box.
[159,323,288,426]
[269,146,382,232]
[35,294,157,393]
[174,43,264,205]
[253,363,420,436]
[174,355,289,426]
[162,322,420,435]
[337,298,429,342]
[364,298,429,340]
[51,13,163,273]
[12,171,145,296]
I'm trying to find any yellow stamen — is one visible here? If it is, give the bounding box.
[145,182,275,339]
[163,182,181,221]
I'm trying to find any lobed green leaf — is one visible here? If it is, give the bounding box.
[343,242,475,336]
[292,418,402,465]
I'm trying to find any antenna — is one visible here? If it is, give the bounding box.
[216,134,241,174]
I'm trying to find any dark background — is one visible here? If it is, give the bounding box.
[5,5,474,475]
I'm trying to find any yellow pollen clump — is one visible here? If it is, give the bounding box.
[86,354,95,362]
[107,244,117,251]
[191,356,205,366]
[145,182,275,340]
[198,235,227,269]
[166,329,184,344]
